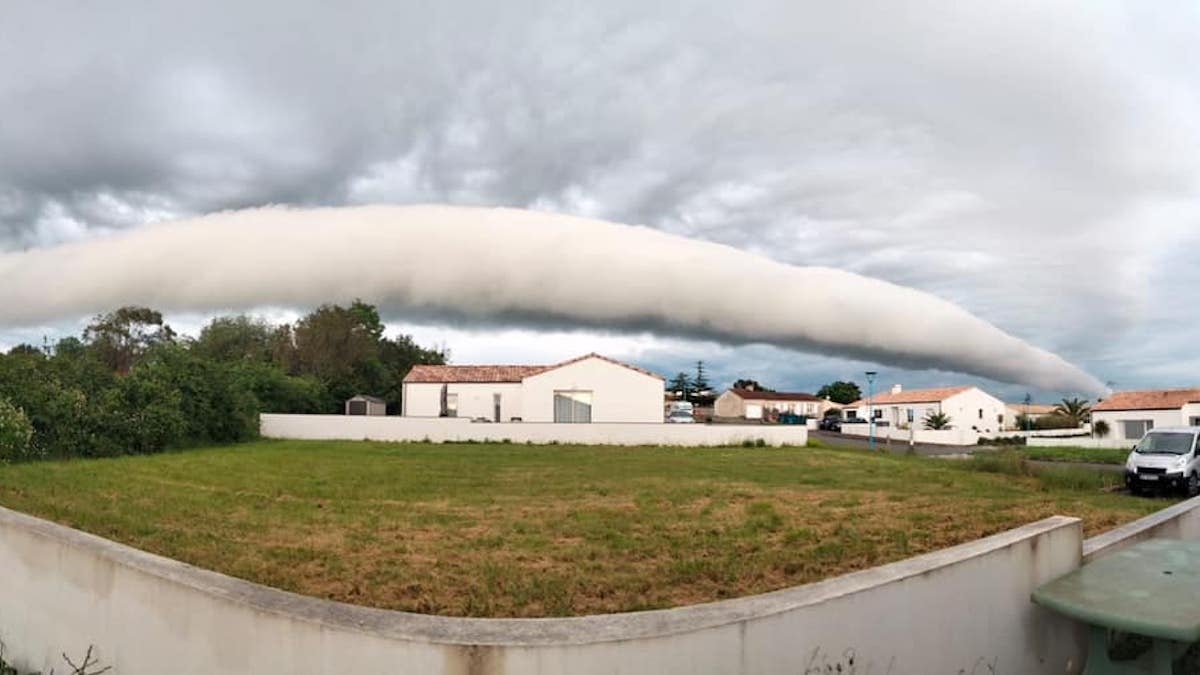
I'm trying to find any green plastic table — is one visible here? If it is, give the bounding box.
[1032,539,1200,674]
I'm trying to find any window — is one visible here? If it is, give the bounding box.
[493,393,502,423]
[1191,417,1200,427]
[873,409,883,419]
[554,390,592,423]
[978,409,983,419]
[1122,420,1154,440]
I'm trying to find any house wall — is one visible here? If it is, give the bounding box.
[520,357,664,423]
[941,389,1007,435]
[713,391,745,418]
[1185,403,1200,426]
[402,383,524,421]
[0,505,1086,675]
[1091,409,1187,441]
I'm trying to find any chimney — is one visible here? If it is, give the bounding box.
[891,384,903,395]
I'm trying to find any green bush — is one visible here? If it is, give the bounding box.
[0,397,34,462]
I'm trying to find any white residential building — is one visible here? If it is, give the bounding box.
[714,388,832,420]
[401,353,665,423]
[845,385,1008,434]
[1091,389,1200,441]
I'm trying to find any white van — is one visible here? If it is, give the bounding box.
[1124,427,1200,496]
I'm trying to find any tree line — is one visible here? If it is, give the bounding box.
[0,302,445,462]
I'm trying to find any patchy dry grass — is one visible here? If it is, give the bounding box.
[1017,445,1130,466]
[0,440,1169,617]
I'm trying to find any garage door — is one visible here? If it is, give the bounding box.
[745,404,763,420]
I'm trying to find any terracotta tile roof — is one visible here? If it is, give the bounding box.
[537,353,664,380]
[1092,389,1200,412]
[728,389,822,402]
[403,353,663,383]
[403,364,546,383]
[848,386,973,407]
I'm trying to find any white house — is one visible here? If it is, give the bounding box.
[401,353,665,423]
[845,385,1008,434]
[1091,389,1200,441]
[714,388,831,420]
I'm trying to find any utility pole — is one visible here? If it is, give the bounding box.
[865,371,878,452]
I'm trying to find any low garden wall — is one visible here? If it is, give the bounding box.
[0,506,1085,674]
[840,422,980,446]
[1025,436,1131,449]
[260,414,809,447]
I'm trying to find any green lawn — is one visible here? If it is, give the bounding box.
[0,441,1167,618]
[1018,445,1130,466]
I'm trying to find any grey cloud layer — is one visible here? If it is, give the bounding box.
[1,2,1197,388]
[0,205,1107,394]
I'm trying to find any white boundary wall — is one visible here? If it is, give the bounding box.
[0,507,1086,675]
[1025,437,1133,449]
[260,414,809,447]
[840,422,980,446]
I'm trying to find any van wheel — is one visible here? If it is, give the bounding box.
[1187,473,1200,498]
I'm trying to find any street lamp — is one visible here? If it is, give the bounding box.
[865,371,878,452]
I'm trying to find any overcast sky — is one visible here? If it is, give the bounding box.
[1,1,1197,401]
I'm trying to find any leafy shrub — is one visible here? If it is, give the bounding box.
[1093,420,1111,438]
[0,398,34,462]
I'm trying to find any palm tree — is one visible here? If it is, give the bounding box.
[1053,397,1092,428]
[923,411,953,430]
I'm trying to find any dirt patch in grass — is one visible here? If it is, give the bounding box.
[0,441,1170,617]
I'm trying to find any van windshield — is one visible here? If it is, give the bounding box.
[1134,432,1195,455]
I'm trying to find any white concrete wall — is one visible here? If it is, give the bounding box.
[261,414,808,447]
[520,357,664,423]
[1025,436,1135,449]
[841,422,981,446]
[1091,409,1186,441]
[1083,495,1200,562]
[0,505,1087,675]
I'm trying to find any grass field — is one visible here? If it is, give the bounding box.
[1017,446,1130,466]
[0,441,1168,618]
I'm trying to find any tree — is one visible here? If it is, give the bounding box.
[732,379,771,392]
[0,397,34,462]
[1093,420,1111,439]
[693,361,710,393]
[668,372,691,397]
[194,315,275,363]
[817,381,862,405]
[1053,397,1092,428]
[83,306,176,375]
[923,411,953,430]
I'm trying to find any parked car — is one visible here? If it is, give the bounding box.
[666,409,695,424]
[819,416,842,432]
[1124,427,1200,496]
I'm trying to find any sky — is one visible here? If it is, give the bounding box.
[1,1,1197,402]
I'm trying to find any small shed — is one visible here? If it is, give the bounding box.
[345,395,387,416]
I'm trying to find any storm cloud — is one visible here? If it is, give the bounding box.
[1,2,1198,394]
[0,205,1108,394]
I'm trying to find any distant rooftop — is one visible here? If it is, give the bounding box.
[1093,389,1200,412]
